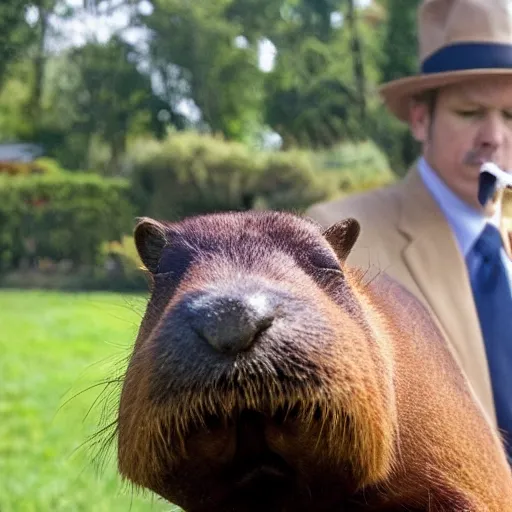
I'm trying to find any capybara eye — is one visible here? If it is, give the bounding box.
[309,251,342,272]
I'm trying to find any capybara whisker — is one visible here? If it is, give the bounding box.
[111,210,512,511]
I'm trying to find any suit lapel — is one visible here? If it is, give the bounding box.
[396,166,496,423]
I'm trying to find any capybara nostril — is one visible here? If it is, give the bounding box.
[187,291,276,354]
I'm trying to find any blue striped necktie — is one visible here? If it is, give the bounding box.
[468,223,512,462]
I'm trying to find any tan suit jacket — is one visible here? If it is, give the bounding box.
[306,164,512,429]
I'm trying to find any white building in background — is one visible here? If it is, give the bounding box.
[0,142,44,162]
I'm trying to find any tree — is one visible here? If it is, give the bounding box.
[140,0,265,142]
[0,1,35,88]
[264,36,363,149]
[379,0,421,83]
[345,0,367,123]
[51,36,183,173]
[263,0,371,149]
[26,0,59,122]
[371,0,422,175]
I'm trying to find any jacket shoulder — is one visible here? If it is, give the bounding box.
[305,182,407,275]
[305,182,402,229]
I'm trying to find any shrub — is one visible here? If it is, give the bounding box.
[33,157,66,174]
[100,235,148,290]
[365,102,422,177]
[313,139,396,193]
[130,132,260,221]
[0,264,149,292]
[0,234,149,292]
[129,132,334,220]
[0,173,134,272]
[0,157,63,176]
[254,150,335,211]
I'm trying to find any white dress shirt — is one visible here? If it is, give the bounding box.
[417,157,512,293]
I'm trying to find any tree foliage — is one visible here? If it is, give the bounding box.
[0,0,423,173]
[372,0,422,174]
[140,0,265,142]
[0,1,35,88]
[379,0,421,82]
[66,36,172,172]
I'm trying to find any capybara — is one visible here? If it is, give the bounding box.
[116,210,512,512]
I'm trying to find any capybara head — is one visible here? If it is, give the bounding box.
[116,210,512,512]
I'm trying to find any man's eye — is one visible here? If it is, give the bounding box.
[456,109,480,118]
[502,110,512,120]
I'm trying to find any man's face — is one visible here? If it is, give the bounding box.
[410,76,512,212]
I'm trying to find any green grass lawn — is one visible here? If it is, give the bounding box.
[0,289,179,512]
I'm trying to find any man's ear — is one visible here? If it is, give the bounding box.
[409,100,431,143]
[133,217,169,273]
[322,218,360,264]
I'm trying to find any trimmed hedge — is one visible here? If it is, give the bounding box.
[313,140,396,192]
[253,150,335,211]
[0,133,399,291]
[0,157,64,176]
[129,132,336,221]
[130,133,259,220]
[0,173,134,271]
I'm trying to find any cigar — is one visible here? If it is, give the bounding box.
[478,162,512,207]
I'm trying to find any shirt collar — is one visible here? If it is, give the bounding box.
[417,156,502,256]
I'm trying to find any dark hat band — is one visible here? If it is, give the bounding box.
[421,42,512,74]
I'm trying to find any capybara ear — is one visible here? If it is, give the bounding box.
[134,217,169,273]
[322,217,360,263]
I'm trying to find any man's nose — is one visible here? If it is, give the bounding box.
[477,112,507,151]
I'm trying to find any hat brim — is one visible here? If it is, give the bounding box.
[379,68,512,122]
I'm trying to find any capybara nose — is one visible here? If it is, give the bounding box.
[188,291,276,354]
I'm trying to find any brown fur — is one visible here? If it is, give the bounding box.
[116,210,512,512]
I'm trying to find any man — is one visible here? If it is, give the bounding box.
[306,0,512,459]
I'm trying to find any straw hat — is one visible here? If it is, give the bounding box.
[379,0,512,122]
